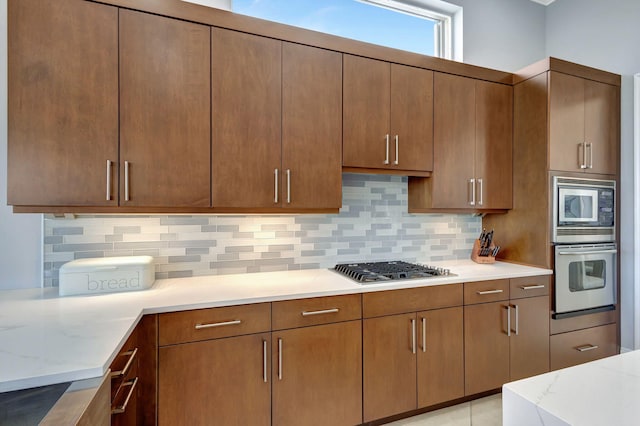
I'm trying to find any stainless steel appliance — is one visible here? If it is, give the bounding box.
[553,243,616,317]
[333,261,451,283]
[552,176,615,243]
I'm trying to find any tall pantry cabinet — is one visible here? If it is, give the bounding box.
[482,58,621,370]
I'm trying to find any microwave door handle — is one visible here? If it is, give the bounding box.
[557,250,617,255]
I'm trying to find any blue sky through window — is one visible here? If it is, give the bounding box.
[232,0,436,56]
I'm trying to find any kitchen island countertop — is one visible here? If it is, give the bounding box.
[0,259,550,393]
[503,349,640,426]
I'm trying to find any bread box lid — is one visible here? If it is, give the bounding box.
[59,256,155,296]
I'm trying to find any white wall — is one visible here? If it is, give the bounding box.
[449,0,547,72]
[0,0,42,290]
[546,0,639,351]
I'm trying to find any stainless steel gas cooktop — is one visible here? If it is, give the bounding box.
[333,261,452,283]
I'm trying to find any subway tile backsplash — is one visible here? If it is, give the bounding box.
[43,174,481,286]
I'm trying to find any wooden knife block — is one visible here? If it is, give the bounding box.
[471,239,496,264]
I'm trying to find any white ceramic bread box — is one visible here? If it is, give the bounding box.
[58,256,155,296]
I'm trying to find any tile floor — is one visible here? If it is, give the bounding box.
[385,394,502,426]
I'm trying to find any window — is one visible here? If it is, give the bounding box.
[231,0,461,60]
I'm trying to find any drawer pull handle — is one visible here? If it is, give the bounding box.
[301,308,339,317]
[110,347,138,378]
[521,284,545,290]
[576,344,599,352]
[477,289,503,295]
[111,377,138,415]
[195,319,242,330]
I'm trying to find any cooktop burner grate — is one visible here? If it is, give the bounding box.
[333,261,452,283]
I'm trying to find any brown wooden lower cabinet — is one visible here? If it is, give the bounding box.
[550,323,618,370]
[464,295,550,395]
[464,301,511,395]
[363,307,464,422]
[272,320,362,426]
[510,296,550,381]
[158,332,271,425]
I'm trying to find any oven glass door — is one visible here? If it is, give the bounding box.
[554,244,616,314]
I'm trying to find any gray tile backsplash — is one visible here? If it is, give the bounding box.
[43,174,481,286]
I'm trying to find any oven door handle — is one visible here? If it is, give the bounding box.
[557,249,617,255]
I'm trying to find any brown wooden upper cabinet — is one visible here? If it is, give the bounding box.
[119,10,211,208]
[212,28,342,209]
[343,55,433,175]
[549,71,618,175]
[8,0,119,207]
[409,73,513,212]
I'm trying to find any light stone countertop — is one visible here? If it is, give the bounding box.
[0,259,550,393]
[503,349,640,426]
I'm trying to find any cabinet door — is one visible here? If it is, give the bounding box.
[390,64,434,172]
[363,313,417,422]
[120,10,210,208]
[475,81,513,209]
[343,55,391,169]
[212,29,281,208]
[464,301,510,395]
[549,72,586,173]
[158,333,270,425]
[282,43,342,209]
[273,321,362,426]
[585,80,618,175]
[509,296,550,381]
[8,0,118,206]
[417,307,464,408]
[432,73,476,209]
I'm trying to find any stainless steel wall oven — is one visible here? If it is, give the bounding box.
[552,177,617,319]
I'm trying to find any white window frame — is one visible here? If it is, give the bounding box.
[360,0,463,61]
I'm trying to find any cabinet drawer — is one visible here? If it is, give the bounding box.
[159,303,271,346]
[464,280,509,305]
[550,324,618,370]
[510,275,550,299]
[363,284,462,318]
[272,294,361,330]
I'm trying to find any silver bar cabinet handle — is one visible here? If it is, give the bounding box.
[111,377,138,415]
[587,142,593,169]
[278,338,283,380]
[384,134,390,165]
[477,178,483,206]
[124,160,130,201]
[274,169,279,203]
[263,340,268,383]
[411,318,417,354]
[469,178,476,205]
[477,289,503,295]
[576,344,599,352]
[580,142,587,169]
[301,308,339,317]
[513,304,519,335]
[521,284,545,290]
[506,305,511,337]
[394,135,399,165]
[110,347,138,378]
[106,160,112,201]
[286,169,291,204]
[421,317,427,353]
[195,319,241,330]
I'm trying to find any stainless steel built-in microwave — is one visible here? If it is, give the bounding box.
[552,176,615,243]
